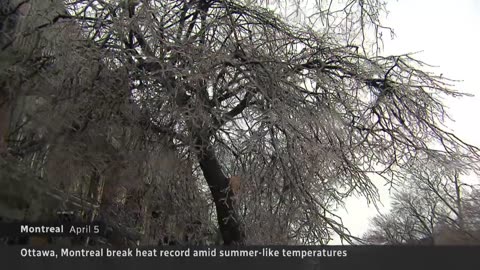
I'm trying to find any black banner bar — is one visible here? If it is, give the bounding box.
[0,246,479,270]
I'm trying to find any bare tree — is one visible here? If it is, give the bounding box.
[0,0,32,155]
[364,162,480,245]
[1,0,480,245]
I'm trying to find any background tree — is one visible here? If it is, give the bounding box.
[364,162,480,245]
[1,0,480,246]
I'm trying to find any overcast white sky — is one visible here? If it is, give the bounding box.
[337,0,480,243]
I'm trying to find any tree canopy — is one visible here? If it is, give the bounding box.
[1,0,479,245]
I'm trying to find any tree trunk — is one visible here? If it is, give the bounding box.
[453,171,464,230]
[197,141,244,245]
